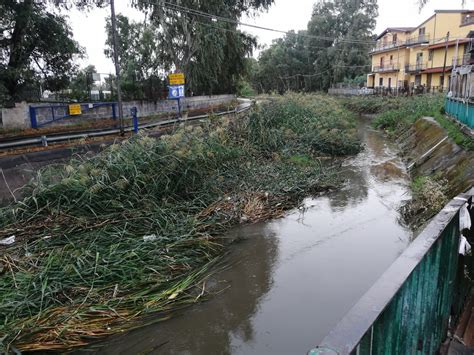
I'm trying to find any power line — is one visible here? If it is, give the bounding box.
[158,1,377,45]
[143,0,474,47]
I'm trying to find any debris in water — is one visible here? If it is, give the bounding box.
[143,234,158,242]
[0,235,15,245]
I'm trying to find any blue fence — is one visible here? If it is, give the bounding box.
[445,98,474,129]
[29,102,117,128]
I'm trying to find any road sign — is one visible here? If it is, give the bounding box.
[69,104,82,115]
[169,73,185,85]
[169,85,185,99]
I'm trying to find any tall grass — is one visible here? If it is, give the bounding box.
[0,93,360,351]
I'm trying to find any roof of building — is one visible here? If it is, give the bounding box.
[434,9,473,13]
[376,10,474,41]
[423,66,453,74]
[376,27,415,40]
[428,39,470,50]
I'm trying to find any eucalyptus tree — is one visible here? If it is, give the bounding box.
[132,0,274,95]
[104,14,165,100]
[306,0,378,90]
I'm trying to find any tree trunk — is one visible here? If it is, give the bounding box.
[5,0,34,104]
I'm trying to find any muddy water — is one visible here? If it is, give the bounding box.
[89,118,412,355]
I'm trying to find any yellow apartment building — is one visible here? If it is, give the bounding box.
[368,10,474,91]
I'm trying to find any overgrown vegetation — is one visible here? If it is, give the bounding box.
[0,94,359,352]
[400,175,449,230]
[372,95,474,151]
[341,96,404,114]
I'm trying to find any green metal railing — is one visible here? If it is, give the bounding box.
[310,188,473,355]
[445,98,474,129]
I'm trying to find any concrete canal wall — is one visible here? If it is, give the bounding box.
[398,116,474,197]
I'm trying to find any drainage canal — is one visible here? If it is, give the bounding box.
[84,117,413,355]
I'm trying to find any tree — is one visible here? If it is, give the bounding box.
[253,31,314,93]
[306,0,378,90]
[68,65,97,101]
[0,0,107,106]
[253,0,377,93]
[105,14,165,100]
[132,0,274,95]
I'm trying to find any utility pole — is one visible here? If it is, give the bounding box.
[110,0,124,135]
[441,31,450,91]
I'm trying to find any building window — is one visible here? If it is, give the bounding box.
[415,74,422,86]
[393,34,397,44]
[419,27,426,41]
[390,55,393,64]
[380,57,384,67]
[428,50,434,61]
[379,77,383,87]
[388,78,392,88]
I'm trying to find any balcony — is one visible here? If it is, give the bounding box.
[405,34,430,46]
[370,41,402,53]
[372,64,400,73]
[452,54,474,66]
[461,14,474,26]
[405,63,427,73]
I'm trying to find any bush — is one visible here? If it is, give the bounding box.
[236,80,257,97]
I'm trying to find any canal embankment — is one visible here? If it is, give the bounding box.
[343,95,474,230]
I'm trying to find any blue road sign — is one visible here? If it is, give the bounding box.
[169,85,185,99]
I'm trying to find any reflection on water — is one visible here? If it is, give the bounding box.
[84,118,412,355]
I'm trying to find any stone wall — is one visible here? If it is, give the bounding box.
[1,95,235,129]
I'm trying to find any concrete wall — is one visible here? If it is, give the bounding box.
[1,102,30,129]
[1,95,235,129]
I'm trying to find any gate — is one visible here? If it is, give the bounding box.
[29,102,117,128]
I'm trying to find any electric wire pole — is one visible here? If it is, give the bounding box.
[110,0,124,135]
[442,32,450,92]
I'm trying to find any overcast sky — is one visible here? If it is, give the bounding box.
[68,0,474,74]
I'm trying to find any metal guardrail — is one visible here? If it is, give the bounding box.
[405,34,430,46]
[310,188,473,354]
[371,34,430,53]
[370,42,400,53]
[405,63,427,73]
[462,15,474,26]
[452,54,474,67]
[0,103,252,150]
[372,64,400,73]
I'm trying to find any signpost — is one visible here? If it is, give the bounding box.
[69,104,82,115]
[168,73,185,85]
[168,73,186,117]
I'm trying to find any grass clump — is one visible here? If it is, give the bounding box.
[0,93,360,352]
[400,175,449,230]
